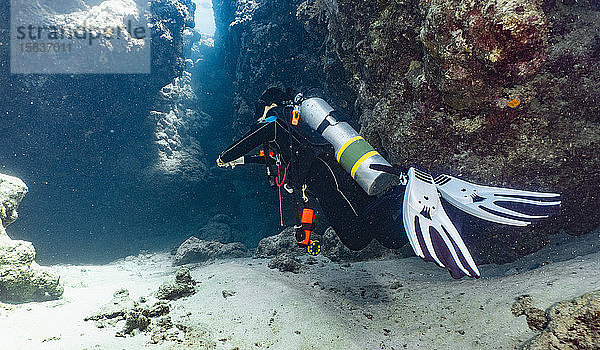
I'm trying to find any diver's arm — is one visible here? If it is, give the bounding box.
[217,122,276,163]
[216,155,269,169]
[244,155,269,164]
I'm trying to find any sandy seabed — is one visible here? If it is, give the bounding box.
[0,231,598,350]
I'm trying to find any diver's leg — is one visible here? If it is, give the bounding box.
[361,186,409,249]
[306,157,373,251]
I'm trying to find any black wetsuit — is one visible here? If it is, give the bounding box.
[219,111,408,251]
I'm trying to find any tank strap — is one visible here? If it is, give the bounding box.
[316,111,341,134]
[316,115,331,134]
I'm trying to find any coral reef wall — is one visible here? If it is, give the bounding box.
[150,0,212,181]
[214,0,357,132]
[213,0,600,263]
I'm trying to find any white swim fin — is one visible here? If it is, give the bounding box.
[434,174,561,226]
[403,168,480,279]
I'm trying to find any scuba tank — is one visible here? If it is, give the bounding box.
[299,97,398,196]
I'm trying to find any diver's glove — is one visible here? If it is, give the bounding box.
[216,156,245,168]
[384,166,561,279]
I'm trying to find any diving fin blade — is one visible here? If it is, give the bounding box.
[403,168,480,279]
[433,174,561,226]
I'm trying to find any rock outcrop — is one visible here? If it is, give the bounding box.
[156,267,197,300]
[0,174,63,303]
[85,288,171,336]
[150,0,197,85]
[254,227,301,258]
[520,290,600,350]
[511,295,550,331]
[320,228,408,262]
[84,288,138,323]
[149,0,230,183]
[255,227,407,262]
[268,253,303,273]
[195,214,243,243]
[173,236,249,265]
[213,0,600,263]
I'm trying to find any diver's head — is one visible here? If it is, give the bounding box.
[254,87,296,122]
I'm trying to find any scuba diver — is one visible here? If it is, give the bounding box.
[217,88,561,279]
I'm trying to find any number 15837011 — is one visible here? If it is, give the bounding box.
[20,42,72,53]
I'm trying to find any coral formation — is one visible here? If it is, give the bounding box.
[0,174,26,228]
[420,0,548,110]
[511,295,550,331]
[522,290,600,350]
[156,267,197,300]
[85,288,172,336]
[0,174,63,303]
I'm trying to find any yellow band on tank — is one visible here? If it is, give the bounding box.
[336,136,363,162]
[350,150,379,178]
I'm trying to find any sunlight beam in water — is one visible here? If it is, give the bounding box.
[192,0,215,36]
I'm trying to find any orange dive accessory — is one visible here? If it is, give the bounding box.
[259,149,274,157]
[291,106,301,126]
[296,208,315,246]
[296,207,321,256]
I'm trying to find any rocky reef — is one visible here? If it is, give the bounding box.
[85,288,176,339]
[149,0,213,181]
[151,69,211,181]
[0,174,63,303]
[195,214,244,243]
[173,236,249,265]
[213,0,600,263]
[514,290,600,350]
[156,267,197,300]
[255,226,408,263]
